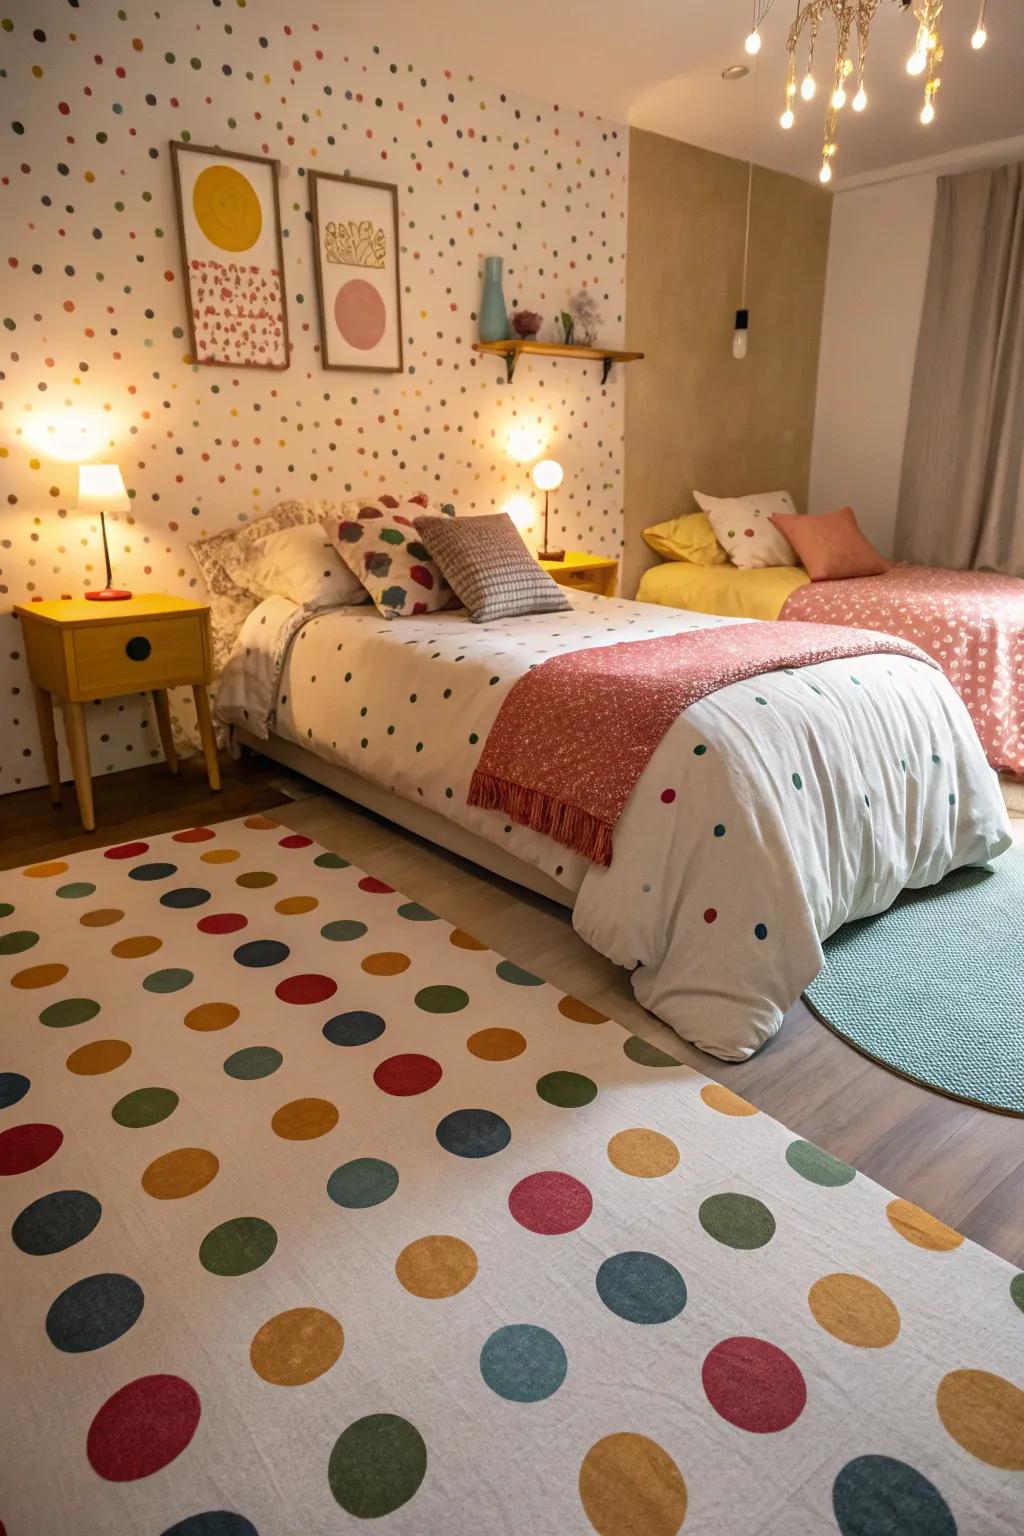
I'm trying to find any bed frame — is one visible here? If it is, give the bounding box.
[233,727,576,910]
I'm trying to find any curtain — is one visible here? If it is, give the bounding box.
[896,162,1024,575]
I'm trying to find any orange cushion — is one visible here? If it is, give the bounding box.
[771,506,888,582]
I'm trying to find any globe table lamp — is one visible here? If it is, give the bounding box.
[79,463,132,601]
[533,459,565,562]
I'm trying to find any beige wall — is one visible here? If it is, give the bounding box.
[623,129,832,597]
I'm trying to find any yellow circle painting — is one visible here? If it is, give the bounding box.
[192,164,262,253]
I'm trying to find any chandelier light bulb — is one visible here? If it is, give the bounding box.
[745,29,762,56]
[971,26,987,49]
[780,108,795,129]
[907,50,927,76]
[819,162,833,184]
[831,87,847,109]
[852,87,868,111]
[800,73,816,101]
[920,100,935,124]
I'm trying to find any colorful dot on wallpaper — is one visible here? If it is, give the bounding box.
[0,3,627,792]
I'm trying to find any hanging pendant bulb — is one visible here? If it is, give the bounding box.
[972,0,988,48]
[907,50,927,75]
[920,99,935,124]
[852,86,868,112]
[733,309,749,361]
[831,86,847,109]
[819,162,833,183]
[801,73,817,100]
[780,107,795,129]
[745,29,762,55]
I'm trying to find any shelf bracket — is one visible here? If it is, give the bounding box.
[600,358,613,386]
[503,349,517,384]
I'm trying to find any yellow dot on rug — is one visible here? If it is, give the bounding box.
[449,928,488,951]
[607,1128,680,1179]
[184,1001,240,1032]
[245,815,279,829]
[579,1433,687,1536]
[111,935,162,959]
[467,1028,526,1061]
[23,860,69,879]
[80,908,124,927]
[274,895,319,915]
[141,1147,220,1200]
[11,962,68,989]
[362,952,411,976]
[192,163,262,252]
[886,1198,964,1252]
[395,1235,478,1299]
[250,1307,344,1386]
[807,1273,901,1348]
[271,1097,339,1140]
[201,848,241,864]
[558,995,609,1024]
[66,1039,132,1076]
[937,1370,1024,1469]
[700,1083,759,1117]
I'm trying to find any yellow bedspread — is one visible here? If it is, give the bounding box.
[636,561,811,620]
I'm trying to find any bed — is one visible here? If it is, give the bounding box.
[216,591,1011,1063]
[637,560,1024,779]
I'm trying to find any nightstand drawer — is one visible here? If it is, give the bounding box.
[72,615,207,697]
[556,569,606,593]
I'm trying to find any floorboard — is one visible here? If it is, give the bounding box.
[5,756,1023,1268]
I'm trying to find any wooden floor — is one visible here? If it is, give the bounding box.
[6,755,1024,1268]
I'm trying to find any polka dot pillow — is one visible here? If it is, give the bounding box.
[696,489,801,570]
[324,495,458,618]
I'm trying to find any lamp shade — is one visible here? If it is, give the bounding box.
[78,463,130,512]
[533,459,563,492]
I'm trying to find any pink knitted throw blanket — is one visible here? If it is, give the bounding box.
[468,620,937,866]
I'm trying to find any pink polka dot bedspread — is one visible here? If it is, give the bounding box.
[782,565,1024,779]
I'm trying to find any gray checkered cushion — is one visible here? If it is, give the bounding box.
[412,513,571,624]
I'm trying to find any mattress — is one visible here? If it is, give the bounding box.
[635,561,810,620]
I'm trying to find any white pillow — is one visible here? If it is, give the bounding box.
[695,490,800,569]
[224,522,368,609]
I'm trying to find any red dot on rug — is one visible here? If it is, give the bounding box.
[702,1336,807,1433]
[172,828,216,843]
[104,841,149,861]
[373,1053,443,1096]
[358,876,394,894]
[275,973,338,1006]
[660,788,676,804]
[87,1374,201,1481]
[508,1171,593,1235]
[196,913,249,936]
[704,908,717,924]
[0,1122,64,1176]
[278,834,313,849]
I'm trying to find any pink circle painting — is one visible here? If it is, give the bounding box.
[334,279,387,351]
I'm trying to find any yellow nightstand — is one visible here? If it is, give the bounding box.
[539,550,619,597]
[14,594,220,832]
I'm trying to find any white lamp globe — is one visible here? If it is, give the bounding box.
[533,459,564,492]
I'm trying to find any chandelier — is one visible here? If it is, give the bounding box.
[742,0,992,184]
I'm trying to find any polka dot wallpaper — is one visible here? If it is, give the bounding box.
[1,1,628,793]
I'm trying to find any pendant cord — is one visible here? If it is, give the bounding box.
[740,49,761,310]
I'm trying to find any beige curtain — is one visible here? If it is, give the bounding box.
[896,162,1024,575]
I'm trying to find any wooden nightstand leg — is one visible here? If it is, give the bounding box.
[62,700,95,832]
[32,684,62,804]
[152,690,179,775]
[192,683,221,792]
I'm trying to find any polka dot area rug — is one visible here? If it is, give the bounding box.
[1,816,1022,1535]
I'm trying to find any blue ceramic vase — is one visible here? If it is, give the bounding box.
[478,256,509,342]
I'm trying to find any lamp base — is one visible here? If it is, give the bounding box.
[538,548,566,564]
[85,587,133,602]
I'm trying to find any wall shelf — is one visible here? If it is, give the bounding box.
[472,339,645,385]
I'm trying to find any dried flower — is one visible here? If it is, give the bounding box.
[513,309,542,338]
[567,288,602,347]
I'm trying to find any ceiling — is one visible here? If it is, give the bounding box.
[335,0,1024,185]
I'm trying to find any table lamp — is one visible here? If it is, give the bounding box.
[533,459,565,562]
[78,463,132,601]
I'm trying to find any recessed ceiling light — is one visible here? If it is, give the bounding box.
[722,64,750,81]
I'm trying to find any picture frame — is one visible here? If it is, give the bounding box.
[308,171,404,373]
[170,141,290,370]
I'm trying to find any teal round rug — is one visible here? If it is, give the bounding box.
[804,846,1024,1116]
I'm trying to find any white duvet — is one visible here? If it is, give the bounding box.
[216,593,1011,1060]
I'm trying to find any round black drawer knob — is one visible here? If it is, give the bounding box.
[125,635,152,662]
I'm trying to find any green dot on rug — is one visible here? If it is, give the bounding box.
[804,846,1024,1116]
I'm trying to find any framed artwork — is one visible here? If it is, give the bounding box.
[309,171,403,373]
[170,141,290,370]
